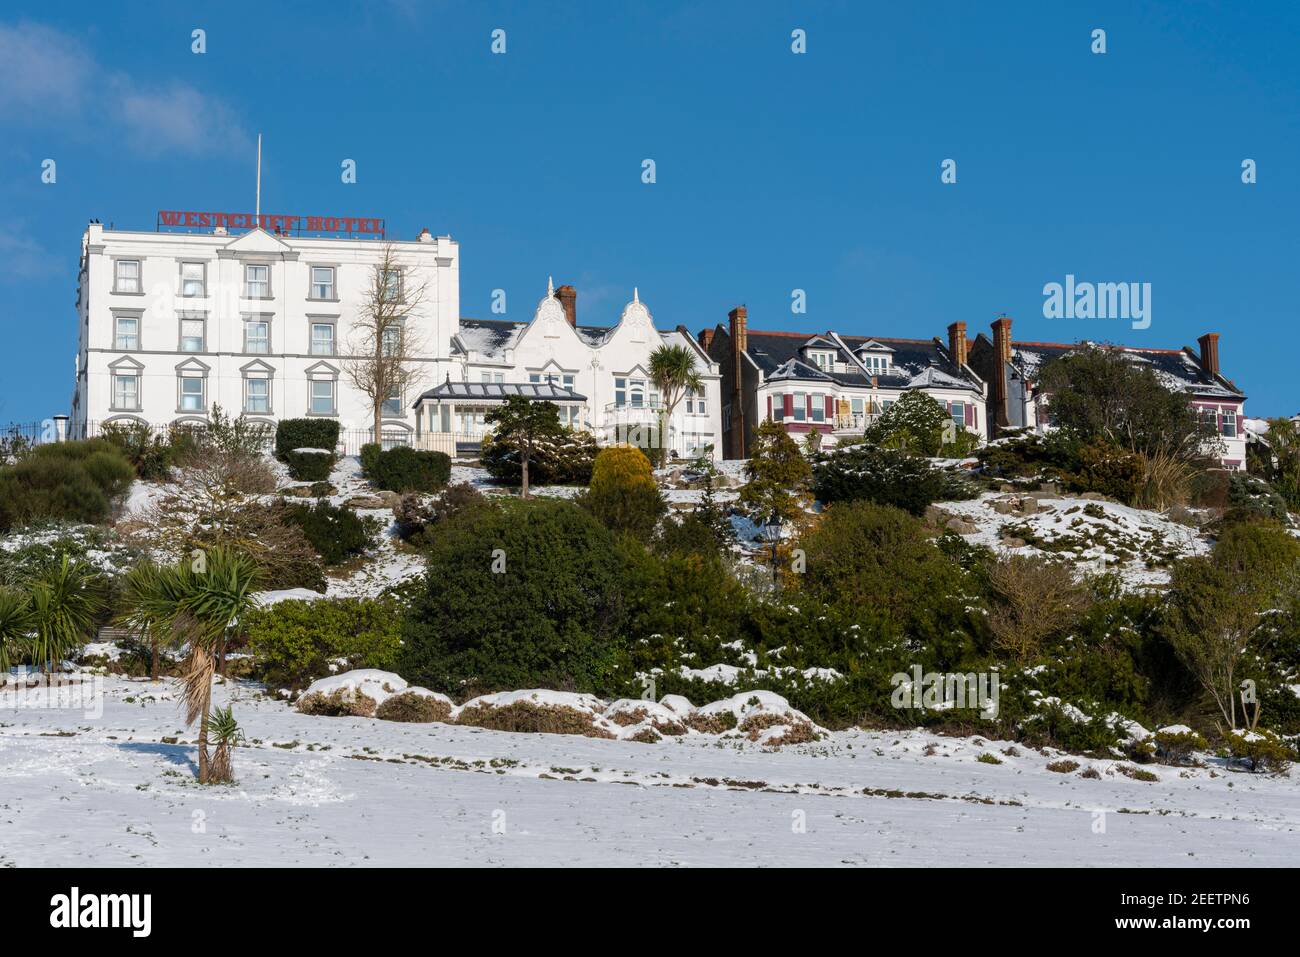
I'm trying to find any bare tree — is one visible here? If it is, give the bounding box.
[343,244,432,444]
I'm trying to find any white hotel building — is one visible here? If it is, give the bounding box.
[69,216,723,460]
[70,219,459,444]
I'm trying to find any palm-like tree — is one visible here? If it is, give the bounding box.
[0,586,34,676]
[207,705,241,784]
[648,344,704,467]
[116,560,169,680]
[173,548,262,784]
[27,555,105,675]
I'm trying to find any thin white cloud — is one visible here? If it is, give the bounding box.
[0,231,59,282]
[0,20,249,157]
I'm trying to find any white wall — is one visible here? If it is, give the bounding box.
[457,288,723,460]
[73,223,458,437]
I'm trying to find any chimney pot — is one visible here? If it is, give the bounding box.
[698,328,715,352]
[1197,333,1221,377]
[556,284,577,328]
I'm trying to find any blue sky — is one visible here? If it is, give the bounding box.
[2,0,1298,422]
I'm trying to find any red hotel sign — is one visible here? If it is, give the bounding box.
[157,210,384,237]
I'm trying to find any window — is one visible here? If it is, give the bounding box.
[180,262,205,297]
[1220,410,1237,438]
[244,264,270,298]
[114,316,139,350]
[180,317,205,352]
[792,392,807,422]
[383,385,402,417]
[530,371,575,388]
[772,393,784,421]
[686,386,704,413]
[310,266,335,300]
[310,379,336,415]
[630,378,646,407]
[481,372,505,385]
[244,319,269,354]
[381,268,402,301]
[950,401,966,429]
[381,323,402,357]
[851,397,864,415]
[179,376,205,412]
[809,351,834,371]
[862,353,890,373]
[114,260,141,293]
[112,374,139,410]
[811,393,826,423]
[244,377,270,414]
[310,323,335,356]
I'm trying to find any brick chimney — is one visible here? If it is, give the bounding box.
[990,315,1013,430]
[556,284,577,328]
[1197,333,1221,377]
[728,305,748,354]
[698,327,714,352]
[947,321,967,367]
[728,306,748,458]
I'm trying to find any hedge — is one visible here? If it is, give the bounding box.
[275,419,340,460]
[284,449,335,482]
[361,443,451,492]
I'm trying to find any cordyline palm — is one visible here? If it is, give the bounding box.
[116,560,170,681]
[126,547,263,783]
[0,586,35,676]
[26,555,105,675]
[648,344,703,467]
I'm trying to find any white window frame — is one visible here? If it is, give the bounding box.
[178,375,206,413]
[179,316,205,353]
[244,263,271,299]
[114,315,140,351]
[310,322,336,356]
[244,317,270,354]
[310,378,337,416]
[310,265,336,300]
[243,376,271,415]
[114,259,141,294]
[180,261,206,298]
[112,373,140,411]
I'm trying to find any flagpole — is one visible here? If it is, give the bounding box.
[255,133,262,222]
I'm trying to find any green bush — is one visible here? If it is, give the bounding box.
[283,449,335,482]
[578,445,666,539]
[811,445,977,515]
[393,482,487,543]
[375,691,451,723]
[479,427,598,486]
[1065,439,1143,502]
[283,501,372,565]
[0,440,136,532]
[363,445,451,492]
[244,597,405,690]
[798,500,972,633]
[360,442,382,477]
[862,390,980,456]
[97,422,175,480]
[275,419,340,460]
[399,498,628,695]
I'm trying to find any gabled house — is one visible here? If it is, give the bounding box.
[968,315,1248,469]
[412,280,723,460]
[700,307,987,459]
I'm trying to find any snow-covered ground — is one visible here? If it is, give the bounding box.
[1,674,1294,867]
[935,492,1211,588]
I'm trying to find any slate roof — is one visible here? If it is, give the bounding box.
[744,330,983,393]
[1007,341,1244,400]
[455,317,621,358]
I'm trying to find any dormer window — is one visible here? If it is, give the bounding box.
[861,352,890,374]
[807,350,835,371]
